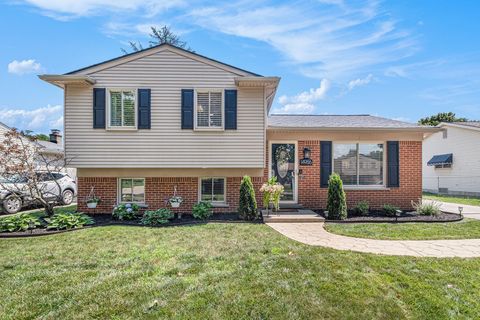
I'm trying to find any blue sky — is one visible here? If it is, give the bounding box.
[1,0,479,134]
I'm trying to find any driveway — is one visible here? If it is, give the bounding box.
[424,199,480,220]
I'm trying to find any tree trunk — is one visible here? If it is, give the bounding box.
[44,203,55,217]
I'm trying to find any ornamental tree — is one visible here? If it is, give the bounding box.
[0,128,71,216]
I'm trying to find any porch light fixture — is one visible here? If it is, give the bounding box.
[303,147,311,160]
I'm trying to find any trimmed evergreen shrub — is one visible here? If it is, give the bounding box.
[326,173,347,220]
[238,175,258,220]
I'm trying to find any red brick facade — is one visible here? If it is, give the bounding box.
[78,140,422,214]
[297,140,422,210]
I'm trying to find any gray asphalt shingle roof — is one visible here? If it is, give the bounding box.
[451,121,480,129]
[268,114,427,129]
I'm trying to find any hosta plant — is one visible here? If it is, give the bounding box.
[45,212,94,230]
[113,203,140,220]
[0,213,41,232]
[192,201,213,220]
[141,208,174,225]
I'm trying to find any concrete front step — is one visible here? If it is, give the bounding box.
[262,209,325,223]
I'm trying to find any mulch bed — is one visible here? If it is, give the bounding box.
[315,210,463,223]
[0,213,262,238]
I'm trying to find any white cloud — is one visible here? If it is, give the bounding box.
[190,0,417,80]
[0,105,63,132]
[348,74,374,90]
[21,0,185,19]
[7,59,42,75]
[273,79,330,114]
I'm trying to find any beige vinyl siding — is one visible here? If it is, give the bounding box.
[64,49,265,168]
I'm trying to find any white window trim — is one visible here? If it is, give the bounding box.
[106,88,138,130]
[198,177,227,206]
[194,89,224,131]
[332,141,387,189]
[118,177,145,204]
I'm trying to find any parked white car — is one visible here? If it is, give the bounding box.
[0,172,77,214]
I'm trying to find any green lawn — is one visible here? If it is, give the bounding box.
[1,223,480,319]
[423,192,480,206]
[325,219,480,240]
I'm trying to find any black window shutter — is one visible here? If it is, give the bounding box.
[138,89,151,129]
[224,89,237,130]
[181,89,194,129]
[387,141,400,187]
[320,141,332,187]
[93,88,106,129]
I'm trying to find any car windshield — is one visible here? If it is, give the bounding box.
[0,174,28,183]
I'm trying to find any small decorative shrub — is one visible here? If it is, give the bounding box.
[326,173,347,220]
[0,214,41,232]
[412,199,441,216]
[383,204,401,216]
[238,175,258,220]
[141,208,174,225]
[45,212,94,230]
[113,203,140,220]
[192,201,213,220]
[353,200,370,216]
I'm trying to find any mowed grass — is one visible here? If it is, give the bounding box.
[1,224,480,319]
[423,192,480,207]
[325,219,480,240]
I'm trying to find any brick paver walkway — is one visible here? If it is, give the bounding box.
[268,222,480,258]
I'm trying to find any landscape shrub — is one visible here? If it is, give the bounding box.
[0,214,41,232]
[353,200,370,216]
[113,203,139,220]
[412,199,441,216]
[238,175,258,220]
[141,208,174,225]
[383,204,401,216]
[45,212,94,230]
[192,201,213,220]
[326,173,347,220]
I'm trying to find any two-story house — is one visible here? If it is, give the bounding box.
[40,44,438,214]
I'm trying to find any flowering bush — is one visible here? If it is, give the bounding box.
[260,177,284,211]
[112,203,140,220]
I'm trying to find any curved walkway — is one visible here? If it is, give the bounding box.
[267,222,480,258]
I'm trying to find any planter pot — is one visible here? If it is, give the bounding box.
[170,202,181,208]
[87,202,98,209]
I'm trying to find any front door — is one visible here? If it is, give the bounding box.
[270,143,297,203]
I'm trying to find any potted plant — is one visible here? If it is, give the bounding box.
[86,197,101,209]
[86,186,101,209]
[168,185,183,208]
[169,195,183,208]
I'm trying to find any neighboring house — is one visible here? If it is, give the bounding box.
[423,121,480,197]
[0,122,76,179]
[39,44,437,213]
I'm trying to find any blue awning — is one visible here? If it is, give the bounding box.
[427,153,453,166]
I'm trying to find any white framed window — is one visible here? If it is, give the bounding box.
[200,177,226,203]
[435,163,452,169]
[333,143,385,186]
[119,178,145,203]
[195,90,223,129]
[108,89,136,129]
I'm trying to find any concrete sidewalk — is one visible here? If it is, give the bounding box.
[268,222,480,258]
